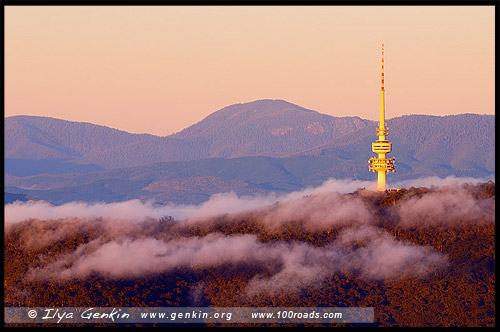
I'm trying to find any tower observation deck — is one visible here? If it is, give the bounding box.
[369,44,395,191]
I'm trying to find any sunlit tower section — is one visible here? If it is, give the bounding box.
[369,43,395,191]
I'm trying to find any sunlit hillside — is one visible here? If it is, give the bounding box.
[4,182,495,327]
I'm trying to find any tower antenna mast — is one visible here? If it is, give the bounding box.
[369,43,395,191]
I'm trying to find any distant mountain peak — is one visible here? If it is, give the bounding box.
[207,99,318,120]
[173,99,327,139]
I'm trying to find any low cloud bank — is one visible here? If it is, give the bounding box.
[392,175,494,189]
[5,176,493,293]
[5,176,492,226]
[24,226,447,294]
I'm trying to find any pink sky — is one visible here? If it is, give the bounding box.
[5,6,494,136]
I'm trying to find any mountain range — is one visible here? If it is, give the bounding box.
[5,100,371,172]
[4,99,495,205]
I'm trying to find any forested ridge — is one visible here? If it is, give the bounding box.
[4,182,495,327]
[5,101,494,176]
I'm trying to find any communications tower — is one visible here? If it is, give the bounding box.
[369,44,395,191]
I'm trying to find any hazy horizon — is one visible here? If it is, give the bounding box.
[5,6,494,136]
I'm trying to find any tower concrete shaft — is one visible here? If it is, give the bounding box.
[369,43,395,191]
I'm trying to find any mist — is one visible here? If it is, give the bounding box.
[4,176,494,293]
[6,175,491,225]
[23,226,447,294]
[4,177,377,225]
